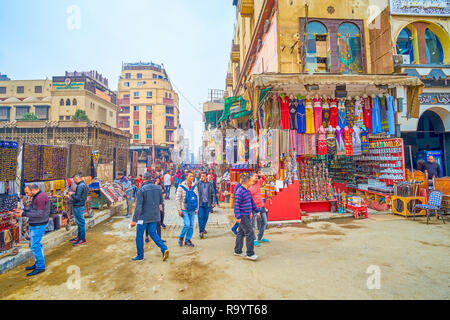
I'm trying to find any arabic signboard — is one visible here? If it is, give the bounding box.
[390,0,450,16]
[419,93,450,105]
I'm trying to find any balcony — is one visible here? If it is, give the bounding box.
[117,98,130,107]
[231,43,240,62]
[164,125,176,130]
[163,98,174,105]
[226,73,233,86]
[239,0,254,17]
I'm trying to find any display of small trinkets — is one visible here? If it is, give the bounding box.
[298,158,335,201]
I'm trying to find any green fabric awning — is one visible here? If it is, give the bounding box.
[218,96,248,122]
[218,97,234,122]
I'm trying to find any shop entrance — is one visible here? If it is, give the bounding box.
[402,109,447,176]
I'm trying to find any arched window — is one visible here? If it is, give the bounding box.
[60,99,64,106]
[337,22,363,73]
[305,21,329,73]
[396,27,414,64]
[425,28,444,64]
[66,99,71,106]
[73,98,77,105]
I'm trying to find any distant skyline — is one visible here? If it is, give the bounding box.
[0,0,235,152]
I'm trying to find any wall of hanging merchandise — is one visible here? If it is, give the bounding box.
[115,148,128,174]
[68,144,93,178]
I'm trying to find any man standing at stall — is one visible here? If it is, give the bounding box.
[234,174,260,261]
[130,172,169,261]
[198,172,215,239]
[423,155,442,183]
[14,184,50,276]
[69,174,89,246]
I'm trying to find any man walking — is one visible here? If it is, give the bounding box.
[198,172,215,239]
[117,172,133,217]
[130,172,169,261]
[14,184,50,276]
[234,174,259,261]
[249,172,269,247]
[163,171,172,200]
[69,174,89,246]
[176,172,198,247]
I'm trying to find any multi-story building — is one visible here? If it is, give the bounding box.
[0,71,117,128]
[117,62,180,163]
[370,0,449,175]
[203,89,225,130]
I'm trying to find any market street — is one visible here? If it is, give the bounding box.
[0,191,449,300]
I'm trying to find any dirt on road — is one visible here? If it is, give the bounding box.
[0,207,449,300]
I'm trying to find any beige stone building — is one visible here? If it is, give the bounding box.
[0,71,117,128]
[117,62,180,161]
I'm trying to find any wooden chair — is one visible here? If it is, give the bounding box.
[433,177,450,215]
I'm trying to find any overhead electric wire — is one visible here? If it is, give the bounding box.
[164,70,203,116]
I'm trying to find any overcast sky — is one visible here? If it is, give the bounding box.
[0,0,235,154]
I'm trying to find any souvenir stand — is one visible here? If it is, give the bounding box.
[88,180,126,209]
[0,141,21,257]
[246,73,423,221]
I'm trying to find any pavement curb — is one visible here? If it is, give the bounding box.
[0,201,126,274]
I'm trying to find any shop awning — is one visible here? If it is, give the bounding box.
[217,97,233,122]
[219,96,248,121]
[249,73,424,88]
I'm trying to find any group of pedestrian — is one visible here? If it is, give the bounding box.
[233,171,269,261]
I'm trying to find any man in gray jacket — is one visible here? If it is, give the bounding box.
[14,184,50,276]
[197,172,215,238]
[130,171,169,261]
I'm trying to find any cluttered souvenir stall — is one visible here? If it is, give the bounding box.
[224,73,424,221]
[0,141,20,258]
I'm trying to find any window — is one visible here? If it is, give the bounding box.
[147,91,152,98]
[17,86,24,94]
[306,22,330,73]
[166,116,174,128]
[146,134,152,139]
[137,73,142,79]
[60,99,64,106]
[34,86,42,93]
[337,22,363,74]
[138,82,143,87]
[158,75,163,79]
[124,94,130,98]
[134,134,139,140]
[134,92,139,98]
[425,28,444,64]
[153,74,157,79]
[146,105,152,112]
[134,105,139,111]
[396,27,414,63]
[109,111,113,117]
[166,106,174,114]
[59,116,64,120]
[123,106,130,113]
[15,106,29,120]
[66,116,71,120]
[0,107,10,121]
[125,73,131,79]
[165,92,168,98]
[0,87,6,94]
[134,120,139,125]
[146,120,152,126]
[66,99,71,106]
[35,106,49,120]
[169,93,172,99]
[73,98,77,105]
[166,131,174,142]
[124,82,130,87]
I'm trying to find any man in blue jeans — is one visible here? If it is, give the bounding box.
[176,172,198,247]
[14,184,50,276]
[197,172,215,238]
[69,174,89,246]
[130,171,169,261]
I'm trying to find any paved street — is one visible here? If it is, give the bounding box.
[0,186,449,300]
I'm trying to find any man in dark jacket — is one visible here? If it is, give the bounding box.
[14,184,50,276]
[130,171,169,261]
[197,172,215,239]
[423,155,442,181]
[69,174,89,246]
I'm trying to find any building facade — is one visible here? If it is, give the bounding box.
[117,62,180,161]
[0,71,117,128]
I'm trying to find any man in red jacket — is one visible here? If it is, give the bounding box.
[248,171,269,247]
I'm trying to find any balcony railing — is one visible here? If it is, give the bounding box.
[239,0,254,17]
